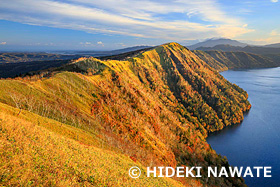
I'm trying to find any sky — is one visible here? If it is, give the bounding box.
[0,0,279,51]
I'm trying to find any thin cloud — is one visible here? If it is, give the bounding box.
[0,0,253,41]
[270,30,280,36]
[0,42,7,45]
[241,30,280,45]
[80,42,96,46]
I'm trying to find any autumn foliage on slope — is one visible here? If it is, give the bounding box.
[0,43,250,186]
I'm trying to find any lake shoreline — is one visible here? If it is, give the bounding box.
[207,67,280,187]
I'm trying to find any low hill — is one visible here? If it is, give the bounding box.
[0,59,72,78]
[193,50,280,71]
[0,43,249,186]
[264,43,280,48]
[0,52,81,63]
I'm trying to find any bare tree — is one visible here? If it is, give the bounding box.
[9,92,22,115]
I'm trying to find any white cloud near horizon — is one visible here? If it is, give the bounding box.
[0,42,7,45]
[97,41,104,47]
[0,0,254,41]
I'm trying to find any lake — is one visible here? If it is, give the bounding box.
[207,67,280,187]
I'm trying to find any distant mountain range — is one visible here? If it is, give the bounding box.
[193,50,280,72]
[187,38,280,50]
[58,45,152,56]
[188,38,280,52]
[188,38,248,50]
[187,39,280,70]
[196,44,280,55]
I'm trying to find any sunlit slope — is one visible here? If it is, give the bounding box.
[0,43,249,186]
[0,102,188,187]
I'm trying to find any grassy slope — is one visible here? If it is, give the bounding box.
[0,43,249,186]
[0,102,190,187]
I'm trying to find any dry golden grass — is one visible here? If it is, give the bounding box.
[0,103,200,186]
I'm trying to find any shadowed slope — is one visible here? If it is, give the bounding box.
[194,50,279,71]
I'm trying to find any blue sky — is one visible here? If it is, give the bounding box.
[0,0,279,51]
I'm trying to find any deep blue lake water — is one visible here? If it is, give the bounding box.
[207,67,280,187]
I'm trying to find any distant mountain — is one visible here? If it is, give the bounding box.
[63,45,152,56]
[188,38,247,50]
[110,45,152,54]
[264,43,280,48]
[197,44,280,55]
[197,44,242,52]
[193,50,280,72]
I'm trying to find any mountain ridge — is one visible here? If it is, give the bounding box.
[0,42,249,186]
[196,44,280,55]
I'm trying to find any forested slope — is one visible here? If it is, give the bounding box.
[193,50,280,71]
